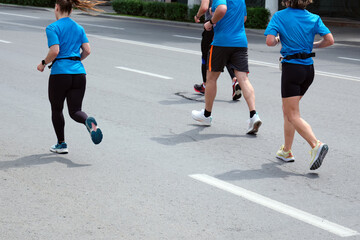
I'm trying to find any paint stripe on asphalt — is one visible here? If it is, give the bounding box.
[116,66,173,79]
[0,20,44,30]
[79,22,124,30]
[189,174,359,238]
[0,11,40,19]
[0,39,11,43]
[89,34,201,55]
[173,35,202,40]
[338,57,360,62]
[249,60,360,82]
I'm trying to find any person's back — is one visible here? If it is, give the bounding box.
[211,0,247,47]
[46,17,87,74]
[269,7,330,65]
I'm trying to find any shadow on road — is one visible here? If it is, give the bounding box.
[151,124,256,146]
[0,153,91,170]
[215,162,319,180]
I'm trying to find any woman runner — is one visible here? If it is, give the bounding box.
[265,0,334,170]
[37,0,104,154]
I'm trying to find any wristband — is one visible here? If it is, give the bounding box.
[42,60,46,66]
[195,15,200,19]
[209,19,214,25]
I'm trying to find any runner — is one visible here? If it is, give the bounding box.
[37,0,104,154]
[191,0,262,134]
[193,0,242,101]
[264,0,334,170]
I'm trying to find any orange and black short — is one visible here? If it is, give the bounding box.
[207,46,249,73]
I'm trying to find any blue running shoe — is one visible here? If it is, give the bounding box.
[85,117,103,145]
[50,142,68,154]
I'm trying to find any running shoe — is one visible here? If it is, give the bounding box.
[276,145,295,162]
[191,109,212,126]
[194,83,205,94]
[309,140,329,170]
[247,113,262,134]
[85,117,103,145]
[232,80,242,101]
[50,142,68,154]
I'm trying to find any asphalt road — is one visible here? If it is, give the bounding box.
[0,5,360,240]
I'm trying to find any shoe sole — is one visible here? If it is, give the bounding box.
[232,84,242,101]
[50,148,68,154]
[276,155,295,162]
[86,117,103,145]
[194,87,205,94]
[191,115,212,126]
[247,120,262,134]
[310,144,329,170]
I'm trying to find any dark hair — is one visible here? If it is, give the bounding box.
[281,0,313,9]
[56,0,105,14]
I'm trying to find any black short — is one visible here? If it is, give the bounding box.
[281,63,314,98]
[207,46,249,73]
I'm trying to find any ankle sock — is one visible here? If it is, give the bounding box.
[250,110,256,118]
[204,109,211,118]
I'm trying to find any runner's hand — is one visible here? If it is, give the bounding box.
[194,15,200,23]
[204,21,213,31]
[37,63,45,72]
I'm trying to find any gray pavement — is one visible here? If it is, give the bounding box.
[0,4,360,240]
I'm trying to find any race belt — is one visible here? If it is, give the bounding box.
[48,56,81,69]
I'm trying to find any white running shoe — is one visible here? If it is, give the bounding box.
[191,109,212,126]
[247,113,262,134]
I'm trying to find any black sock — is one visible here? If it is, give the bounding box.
[204,109,211,118]
[250,110,256,118]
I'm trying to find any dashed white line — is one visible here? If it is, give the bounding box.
[0,11,40,19]
[190,174,359,238]
[173,35,201,40]
[0,39,11,44]
[338,57,360,62]
[115,66,173,80]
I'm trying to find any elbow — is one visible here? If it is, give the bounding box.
[266,39,273,47]
[85,49,91,56]
[329,38,335,46]
[200,6,208,13]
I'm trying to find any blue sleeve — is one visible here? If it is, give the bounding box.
[46,25,59,48]
[264,14,278,36]
[315,17,331,36]
[212,0,226,12]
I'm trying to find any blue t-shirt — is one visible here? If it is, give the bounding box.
[264,8,330,65]
[46,17,88,75]
[211,0,247,47]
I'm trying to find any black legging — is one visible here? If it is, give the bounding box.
[201,27,236,83]
[48,74,88,143]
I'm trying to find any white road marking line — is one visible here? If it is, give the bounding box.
[0,12,40,19]
[115,66,173,79]
[0,21,358,83]
[0,39,11,43]
[249,60,360,82]
[88,34,201,55]
[190,174,359,238]
[338,57,360,62]
[0,20,44,30]
[78,22,124,30]
[173,35,201,40]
